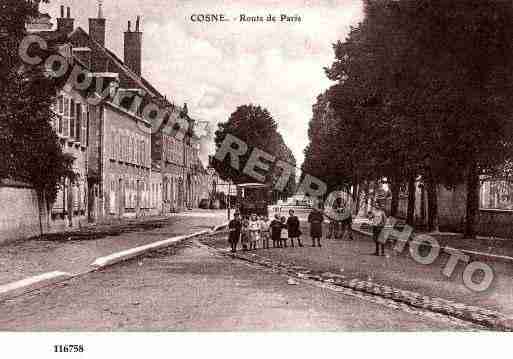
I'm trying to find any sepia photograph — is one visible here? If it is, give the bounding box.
[1,0,513,356]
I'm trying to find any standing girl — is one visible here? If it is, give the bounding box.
[241,217,250,251]
[260,215,271,249]
[248,213,261,250]
[271,214,283,248]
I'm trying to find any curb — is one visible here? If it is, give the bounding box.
[0,271,73,302]
[352,227,513,265]
[212,222,229,233]
[91,230,212,269]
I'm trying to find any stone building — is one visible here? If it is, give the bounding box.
[152,107,210,213]
[64,4,181,220]
[28,3,182,221]
[7,2,212,241]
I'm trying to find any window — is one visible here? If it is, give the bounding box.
[58,95,64,113]
[53,95,64,134]
[163,137,167,162]
[82,106,88,146]
[63,98,70,137]
[110,130,115,159]
[126,136,132,162]
[141,140,145,166]
[124,133,128,162]
[70,99,76,139]
[137,139,141,165]
[131,136,135,163]
[118,132,123,160]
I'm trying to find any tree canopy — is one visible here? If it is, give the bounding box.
[0,0,76,204]
[302,0,513,235]
[212,104,296,197]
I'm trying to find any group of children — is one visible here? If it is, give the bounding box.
[228,210,303,253]
[227,204,389,256]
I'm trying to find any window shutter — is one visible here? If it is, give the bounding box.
[81,106,87,146]
[76,103,81,142]
[125,132,128,162]
[112,130,115,159]
[63,98,69,137]
[115,131,119,159]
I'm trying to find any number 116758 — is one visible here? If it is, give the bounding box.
[54,345,84,353]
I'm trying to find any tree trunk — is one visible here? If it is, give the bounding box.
[364,184,370,214]
[351,182,359,215]
[420,184,426,228]
[37,190,45,237]
[406,175,416,226]
[427,180,439,232]
[464,162,480,239]
[390,181,400,218]
[46,193,51,229]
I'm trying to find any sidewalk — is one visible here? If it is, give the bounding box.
[0,210,227,298]
[352,219,513,263]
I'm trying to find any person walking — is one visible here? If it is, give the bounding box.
[308,206,324,247]
[228,212,242,253]
[286,210,303,247]
[271,214,283,248]
[369,203,387,256]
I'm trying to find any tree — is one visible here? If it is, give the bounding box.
[212,104,296,198]
[1,0,76,234]
[307,0,513,237]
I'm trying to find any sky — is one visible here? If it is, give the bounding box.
[40,0,364,166]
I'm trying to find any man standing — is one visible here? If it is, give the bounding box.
[228,212,242,253]
[287,209,303,247]
[369,203,387,256]
[308,206,324,247]
[339,199,355,241]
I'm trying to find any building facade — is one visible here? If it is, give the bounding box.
[15,2,212,239]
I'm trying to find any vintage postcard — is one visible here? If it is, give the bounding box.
[1,0,512,357]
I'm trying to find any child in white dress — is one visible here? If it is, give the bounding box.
[260,215,271,249]
[248,213,261,250]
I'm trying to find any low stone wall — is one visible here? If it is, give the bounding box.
[0,182,41,245]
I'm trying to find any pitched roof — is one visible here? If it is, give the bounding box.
[68,27,179,111]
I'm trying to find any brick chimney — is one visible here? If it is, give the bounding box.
[57,5,74,34]
[89,0,106,47]
[124,16,142,76]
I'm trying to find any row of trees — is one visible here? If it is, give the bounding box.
[212,104,296,198]
[1,0,76,232]
[302,0,513,237]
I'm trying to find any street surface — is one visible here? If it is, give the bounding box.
[205,220,513,318]
[0,238,470,331]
